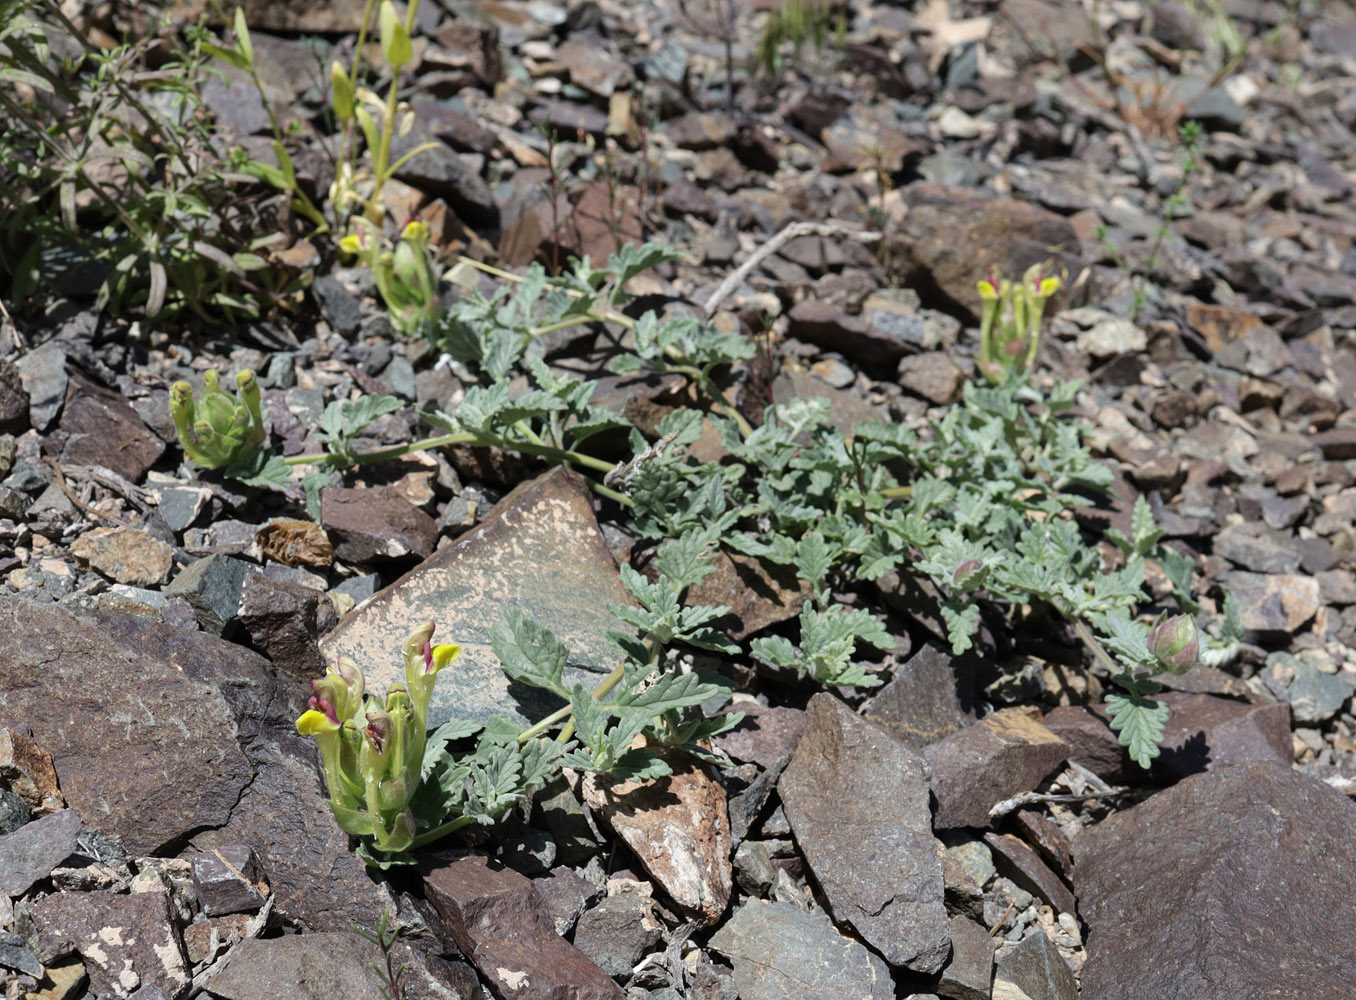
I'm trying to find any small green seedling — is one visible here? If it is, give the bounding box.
[341,218,442,334]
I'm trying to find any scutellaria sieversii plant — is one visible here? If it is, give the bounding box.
[296,623,459,856]
[341,217,442,334]
[976,262,1061,384]
[169,370,267,470]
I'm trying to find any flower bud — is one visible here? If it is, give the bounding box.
[1147,612,1199,674]
[952,558,987,592]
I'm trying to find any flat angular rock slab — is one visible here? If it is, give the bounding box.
[422,854,624,1000]
[1215,571,1320,634]
[201,933,394,1000]
[924,709,1068,830]
[708,900,894,1000]
[321,468,633,728]
[863,643,992,750]
[582,749,733,927]
[0,807,81,897]
[28,889,188,999]
[1076,761,1356,999]
[0,598,252,855]
[940,916,995,1000]
[779,694,950,973]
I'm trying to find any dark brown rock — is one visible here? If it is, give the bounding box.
[984,832,1077,917]
[1041,705,1130,783]
[0,727,64,815]
[923,709,1068,830]
[1012,809,1075,880]
[0,598,251,855]
[779,694,950,973]
[993,929,1077,1000]
[27,890,189,998]
[1076,762,1356,999]
[787,299,910,367]
[891,185,1082,318]
[686,549,810,641]
[53,370,164,482]
[422,854,624,1000]
[1151,693,1292,782]
[238,573,338,677]
[863,644,992,750]
[320,485,438,564]
[1310,427,1356,460]
[190,844,266,916]
[0,358,28,434]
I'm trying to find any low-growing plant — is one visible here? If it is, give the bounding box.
[0,1,312,320]
[173,240,1236,771]
[296,543,744,868]
[754,0,846,80]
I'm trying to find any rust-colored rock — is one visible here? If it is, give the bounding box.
[0,727,64,815]
[582,744,733,927]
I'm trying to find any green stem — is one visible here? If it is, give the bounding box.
[879,485,914,500]
[516,657,632,744]
[408,813,472,848]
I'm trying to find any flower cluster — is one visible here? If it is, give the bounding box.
[296,622,459,854]
[976,263,1061,384]
[169,369,266,469]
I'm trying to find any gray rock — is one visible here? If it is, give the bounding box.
[573,891,664,979]
[708,900,894,1000]
[1214,521,1302,574]
[165,554,260,637]
[531,774,602,868]
[923,709,1068,830]
[533,865,601,935]
[897,352,966,405]
[1213,571,1319,635]
[321,468,634,729]
[27,889,189,998]
[498,825,556,875]
[787,299,910,367]
[0,787,28,834]
[0,807,81,897]
[1076,762,1356,999]
[993,930,1077,1000]
[714,702,806,769]
[13,341,68,432]
[0,931,42,978]
[780,694,950,973]
[191,844,266,916]
[938,916,994,1000]
[863,643,992,750]
[1263,652,1355,724]
[389,129,496,224]
[201,933,393,1000]
[422,854,625,1000]
[0,600,251,855]
[311,276,363,337]
[154,486,212,533]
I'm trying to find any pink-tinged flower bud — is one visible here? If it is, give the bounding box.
[363,710,394,755]
[1147,612,1199,674]
[952,558,987,591]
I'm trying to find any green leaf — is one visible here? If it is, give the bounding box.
[606,670,726,717]
[379,0,413,68]
[1105,691,1169,768]
[941,603,980,654]
[794,531,833,589]
[491,609,571,698]
[232,6,254,66]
